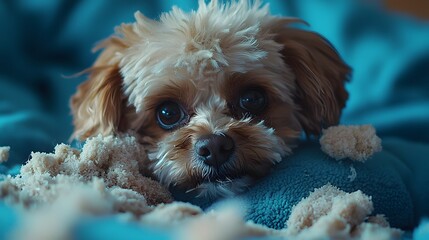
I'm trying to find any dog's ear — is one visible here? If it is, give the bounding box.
[70,38,128,140]
[274,21,351,136]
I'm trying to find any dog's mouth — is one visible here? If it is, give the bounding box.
[192,172,254,198]
[200,170,242,183]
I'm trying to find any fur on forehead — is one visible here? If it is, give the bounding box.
[114,0,297,111]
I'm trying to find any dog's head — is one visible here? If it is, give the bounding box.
[71,0,350,197]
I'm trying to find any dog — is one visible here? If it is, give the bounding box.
[71,0,350,198]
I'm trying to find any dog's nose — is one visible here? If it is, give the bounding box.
[195,134,235,168]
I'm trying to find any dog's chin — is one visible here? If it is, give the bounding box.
[201,171,242,183]
[193,175,254,199]
[190,159,254,198]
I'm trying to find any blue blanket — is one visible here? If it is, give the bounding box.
[1,0,429,238]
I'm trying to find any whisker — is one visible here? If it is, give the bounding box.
[185,187,197,193]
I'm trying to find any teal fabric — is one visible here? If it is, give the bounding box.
[74,218,171,240]
[0,202,18,240]
[1,0,429,238]
[414,219,429,240]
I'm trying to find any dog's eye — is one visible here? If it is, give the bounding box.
[156,101,187,130]
[239,88,267,114]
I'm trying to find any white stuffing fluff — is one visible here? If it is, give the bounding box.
[320,125,382,162]
[177,201,274,240]
[0,146,10,163]
[10,178,115,240]
[348,166,357,182]
[284,184,402,240]
[139,202,203,227]
[0,134,171,208]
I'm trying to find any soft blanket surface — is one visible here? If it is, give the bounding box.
[1,0,429,239]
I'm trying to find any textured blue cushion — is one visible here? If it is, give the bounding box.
[241,138,429,230]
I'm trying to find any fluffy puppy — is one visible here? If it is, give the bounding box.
[71,0,350,198]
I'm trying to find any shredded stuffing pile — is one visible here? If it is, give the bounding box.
[0,134,401,240]
[0,135,171,211]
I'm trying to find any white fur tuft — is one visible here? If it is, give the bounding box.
[116,0,287,111]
